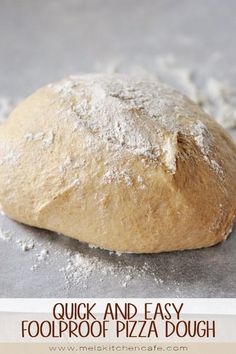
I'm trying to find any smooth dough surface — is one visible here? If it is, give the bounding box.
[0,74,236,253]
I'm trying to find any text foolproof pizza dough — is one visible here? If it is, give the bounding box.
[0,74,235,253]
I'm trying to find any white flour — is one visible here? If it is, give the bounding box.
[59,252,163,289]
[0,225,12,241]
[0,221,164,290]
[100,55,236,129]
[49,73,226,175]
[16,239,34,252]
[102,168,133,186]
[24,130,54,148]
[200,78,236,128]
[0,97,20,124]
[0,225,35,251]
[1,58,236,130]
[0,61,235,178]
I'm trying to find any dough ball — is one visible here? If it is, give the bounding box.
[0,74,235,253]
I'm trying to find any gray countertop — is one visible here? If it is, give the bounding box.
[0,0,236,298]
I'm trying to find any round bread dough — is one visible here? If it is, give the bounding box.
[0,74,236,253]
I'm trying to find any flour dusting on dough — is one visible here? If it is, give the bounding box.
[24,130,54,148]
[49,74,220,175]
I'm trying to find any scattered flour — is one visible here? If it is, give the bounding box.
[0,224,35,251]
[50,74,221,175]
[0,226,12,241]
[0,149,21,167]
[0,220,163,290]
[199,78,236,129]
[24,130,54,148]
[0,97,19,124]
[42,130,54,147]
[1,58,235,178]
[1,56,236,133]
[101,169,147,189]
[37,249,49,261]
[50,72,231,176]
[59,251,162,290]
[16,239,34,252]
[25,132,45,141]
[153,55,236,129]
[117,55,236,129]
[31,249,49,271]
[102,168,133,186]
[136,175,146,189]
